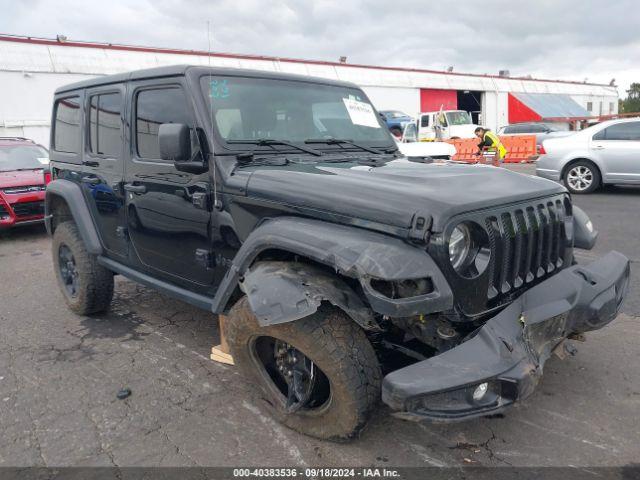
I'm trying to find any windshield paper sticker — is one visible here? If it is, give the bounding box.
[210,79,230,99]
[342,98,380,128]
[37,157,49,164]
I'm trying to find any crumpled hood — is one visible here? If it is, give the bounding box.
[246,159,566,232]
[0,169,45,189]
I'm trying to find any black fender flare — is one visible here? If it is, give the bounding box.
[211,216,453,318]
[45,179,103,255]
[241,261,378,330]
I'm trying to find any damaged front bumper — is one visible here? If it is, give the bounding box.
[382,251,630,422]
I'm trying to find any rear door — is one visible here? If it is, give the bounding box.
[124,77,215,291]
[81,86,127,258]
[591,121,640,184]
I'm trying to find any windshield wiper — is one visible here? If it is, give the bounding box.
[304,137,386,155]
[227,138,323,157]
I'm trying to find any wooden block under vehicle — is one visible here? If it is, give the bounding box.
[210,314,234,365]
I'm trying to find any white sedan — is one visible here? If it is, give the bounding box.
[536,117,640,194]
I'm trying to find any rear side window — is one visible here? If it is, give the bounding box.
[593,122,640,141]
[89,92,123,156]
[54,96,81,153]
[135,87,191,159]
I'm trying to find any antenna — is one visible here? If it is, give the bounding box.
[207,20,221,209]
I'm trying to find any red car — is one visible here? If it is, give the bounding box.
[0,137,50,228]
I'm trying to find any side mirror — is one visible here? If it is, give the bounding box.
[159,123,208,174]
[159,123,191,161]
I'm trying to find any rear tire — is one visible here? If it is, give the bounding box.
[226,297,381,441]
[563,160,600,194]
[52,221,114,315]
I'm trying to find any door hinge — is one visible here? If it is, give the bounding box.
[195,249,215,269]
[409,213,432,244]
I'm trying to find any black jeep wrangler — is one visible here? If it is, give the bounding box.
[46,65,630,440]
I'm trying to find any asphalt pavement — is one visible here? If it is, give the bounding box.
[0,164,638,469]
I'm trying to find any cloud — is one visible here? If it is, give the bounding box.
[1,0,639,93]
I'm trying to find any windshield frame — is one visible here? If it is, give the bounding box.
[0,144,50,172]
[196,73,396,156]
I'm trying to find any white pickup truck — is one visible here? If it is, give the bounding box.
[396,122,457,161]
[416,110,480,141]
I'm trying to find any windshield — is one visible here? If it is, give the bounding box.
[445,111,472,126]
[0,145,49,172]
[200,76,394,150]
[384,111,410,119]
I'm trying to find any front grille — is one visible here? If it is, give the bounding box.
[3,185,46,194]
[485,198,570,300]
[11,201,45,217]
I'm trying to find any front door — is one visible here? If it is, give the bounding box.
[124,79,215,290]
[591,121,640,184]
[81,87,128,258]
[418,114,435,141]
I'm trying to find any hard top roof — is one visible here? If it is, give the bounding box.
[0,137,39,146]
[55,65,359,94]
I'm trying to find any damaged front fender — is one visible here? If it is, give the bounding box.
[241,261,378,329]
[211,216,453,317]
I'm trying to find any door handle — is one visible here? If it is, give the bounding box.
[81,177,100,185]
[593,145,605,150]
[123,183,147,194]
[82,160,100,167]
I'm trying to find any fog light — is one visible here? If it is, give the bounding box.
[472,382,489,401]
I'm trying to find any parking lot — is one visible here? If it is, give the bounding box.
[0,164,638,468]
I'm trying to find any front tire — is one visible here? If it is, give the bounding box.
[226,297,381,441]
[52,221,114,315]
[563,160,600,194]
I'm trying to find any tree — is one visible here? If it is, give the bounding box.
[620,83,640,113]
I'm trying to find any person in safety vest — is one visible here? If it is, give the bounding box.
[474,127,507,167]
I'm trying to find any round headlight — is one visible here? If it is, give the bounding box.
[448,224,472,271]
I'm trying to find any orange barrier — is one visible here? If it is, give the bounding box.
[444,138,479,163]
[500,135,537,163]
[444,135,537,164]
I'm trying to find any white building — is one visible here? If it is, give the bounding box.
[0,33,619,146]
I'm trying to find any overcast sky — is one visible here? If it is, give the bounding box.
[2,0,639,95]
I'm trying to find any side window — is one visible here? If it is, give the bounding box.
[421,116,430,128]
[88,92,123,156]
[594,122,640,141]
[136,87,191,159]
[54,96,81,153]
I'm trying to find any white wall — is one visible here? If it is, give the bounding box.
[0,70,96,146]
[360,86,420,116]
[571,94,618,116]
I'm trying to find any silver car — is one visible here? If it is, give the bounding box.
[536,117,640,194]
[498,122,572,149]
